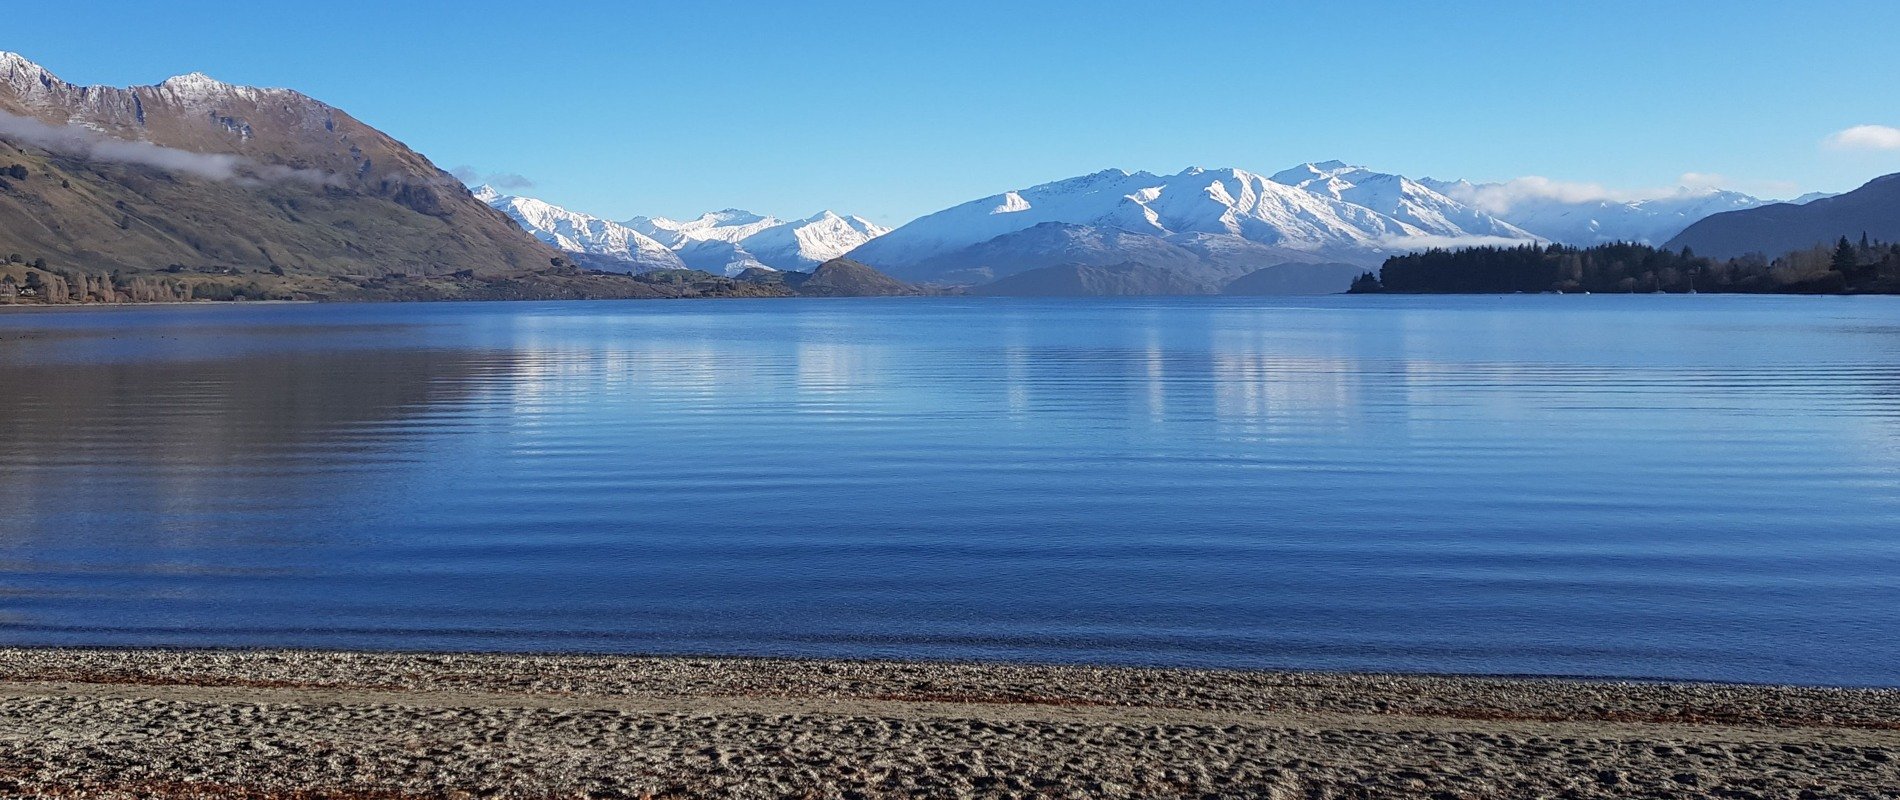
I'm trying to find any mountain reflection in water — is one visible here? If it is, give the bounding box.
[0,297,1897,686]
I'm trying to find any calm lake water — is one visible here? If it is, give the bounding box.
[2,296,1897,686]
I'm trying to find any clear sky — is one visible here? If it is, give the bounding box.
[10,0,1900,224]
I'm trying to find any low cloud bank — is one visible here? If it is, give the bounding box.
[0,110,338,186]
[1377,233,1540,253]
[1437,175,1748,216]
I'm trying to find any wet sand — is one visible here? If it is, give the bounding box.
[0,648,1895,798]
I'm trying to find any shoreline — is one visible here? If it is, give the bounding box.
[1,648,1894,798]
[10,641,1895,691]
[0,299,317,311]
[8,292,1900,311]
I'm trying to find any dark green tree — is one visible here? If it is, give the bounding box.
[1833,237,1858,274]
[1347,272,1383,293]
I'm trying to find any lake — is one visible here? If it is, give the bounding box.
[1,296,1896,686]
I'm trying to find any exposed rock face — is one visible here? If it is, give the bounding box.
[0,52,558,288]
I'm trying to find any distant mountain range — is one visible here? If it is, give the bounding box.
[473,186,685,272]
[845,165,1479,285]
[1666,173,1900,259]
[1418,179,1775,247]
[830,162,1811,293]
[483,161,1829,296]
[0,50,1866,301]
[476,186,892,277]
[629,209,888,275]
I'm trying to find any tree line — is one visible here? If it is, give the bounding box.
[1351,237,1900,294]
[1,264,267,304]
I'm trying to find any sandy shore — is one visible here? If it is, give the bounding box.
[0,649,1894,798]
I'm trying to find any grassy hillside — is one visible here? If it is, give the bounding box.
[0,144,553,280]
[0,53,666,302]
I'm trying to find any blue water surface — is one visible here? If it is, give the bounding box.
[1,295,1896,685]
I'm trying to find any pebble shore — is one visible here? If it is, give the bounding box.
[1,648,1895,798]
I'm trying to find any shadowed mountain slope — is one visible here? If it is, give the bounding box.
[1665,173,1900,259]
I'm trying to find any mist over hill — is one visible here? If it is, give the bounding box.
[0,52,705,301]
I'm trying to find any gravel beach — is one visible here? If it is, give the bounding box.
[0,648,1895,798]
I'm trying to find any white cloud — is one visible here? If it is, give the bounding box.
[1376,233,1541,252]
[1436,173,1777,215]
[1677,172,1729,190]
[1674,172,1799,198]
[0,110,244,180]
[1435,176,1653,215]
[0,110,338,186]
[1823,124,1900,151]
[451,165,535,190]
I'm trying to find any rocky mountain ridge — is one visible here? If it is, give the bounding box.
[0,51,588,300]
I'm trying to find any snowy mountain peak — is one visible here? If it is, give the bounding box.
[702,208,772,225]
[159,71,226,89]
[629,209,785,248]
[475,188,685,274]
[992,193,1031,214]
[0,51,47,75]
[846,163,1550,281]
[153,70,278,103]
[736,209,893,270]
[489,195,888,274]
[0,51,64,95]
[1036,168,1154,194]
[1268,161,1371,189]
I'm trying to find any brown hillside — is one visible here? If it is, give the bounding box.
[0,52,557,288]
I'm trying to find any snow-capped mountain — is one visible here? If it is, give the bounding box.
[475,186,685,273]
[477,188,890,276]
[671,239,769,276]
[628,209,890,272]
[476,158,1800,292]
[741,211,892,270]
[846,165,1534,283]
[1418,178,1772,246]
[628,209,785,249]
[1270,162,1534,240]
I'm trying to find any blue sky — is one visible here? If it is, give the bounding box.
[11,1,1900,224]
